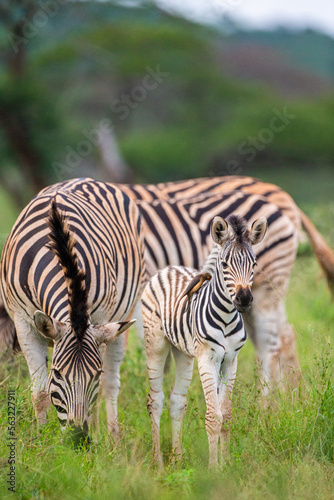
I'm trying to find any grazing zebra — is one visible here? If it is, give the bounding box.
[142,215,267,468]
[136,191,299,391]
[0,178,145,438]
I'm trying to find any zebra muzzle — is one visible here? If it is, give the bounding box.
[67,420,91,447]
[233,286,253,312]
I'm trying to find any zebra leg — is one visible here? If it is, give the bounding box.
[90,343,106,436]
[218,356,237,460]
[277,306,301,389]
[101,334,127,439]
[280,324,301,384]
[100,300,142,437]
[145,329,170,470]
[133,301,144,339]
[196,348,221,468]
[15,316,50,424]
[252,311,280,394]
[245,288,282,394]
[249,298,301,393]
[170,346,194,463]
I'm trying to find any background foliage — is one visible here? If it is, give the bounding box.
[0,1,334,211]
[0,1,333,498]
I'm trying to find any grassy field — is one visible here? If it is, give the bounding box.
[0,196,333,500]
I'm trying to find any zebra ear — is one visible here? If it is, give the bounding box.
[34,310,67,342]
[248,217,268,245]
[92,319,136,345]
[211,217,230,246]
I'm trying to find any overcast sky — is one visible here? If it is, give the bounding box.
[155,0,334,37]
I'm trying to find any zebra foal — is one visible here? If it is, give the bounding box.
[142,215,267,468]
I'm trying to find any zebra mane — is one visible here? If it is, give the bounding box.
[47,200,89,343]
[202,215,250,274]
[225,215,248,245]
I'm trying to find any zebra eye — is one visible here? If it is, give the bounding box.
[222,262,228,269]
[53,369,62,380]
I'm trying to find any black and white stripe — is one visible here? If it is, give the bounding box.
[142,215,267,468]
[135,191,298,391]
[119,175,334,390]
[0,178,145,437]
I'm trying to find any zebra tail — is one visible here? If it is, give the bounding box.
[299,208,334,298]
[0,302,20,353]
[47,200,89,342]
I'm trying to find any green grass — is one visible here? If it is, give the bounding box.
[0,197,333,499]
[0,251,333,499]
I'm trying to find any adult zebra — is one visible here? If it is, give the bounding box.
[0,178,145,438]
[142,215,267,467]
[118,175,334,294]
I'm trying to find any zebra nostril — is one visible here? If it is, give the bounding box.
[234,287,253,311]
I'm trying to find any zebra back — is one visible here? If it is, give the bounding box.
[118,175,301,230]
[118,175,334,296]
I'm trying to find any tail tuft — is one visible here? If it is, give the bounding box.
[0,303,20,353]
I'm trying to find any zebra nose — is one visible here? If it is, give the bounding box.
[68,420,90,448]
[234,287,253,312]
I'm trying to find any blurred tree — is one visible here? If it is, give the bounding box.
[0,0,333,209]
[0,0,68,206]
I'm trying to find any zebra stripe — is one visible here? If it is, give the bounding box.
[0,178,145,437]
[137,191,297,298]
[119,174,334,293]
[118,175,301,229]
[50,332,103,427]
[117,181,308,391]
[142,215,267,468]
[2,180,144,324]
